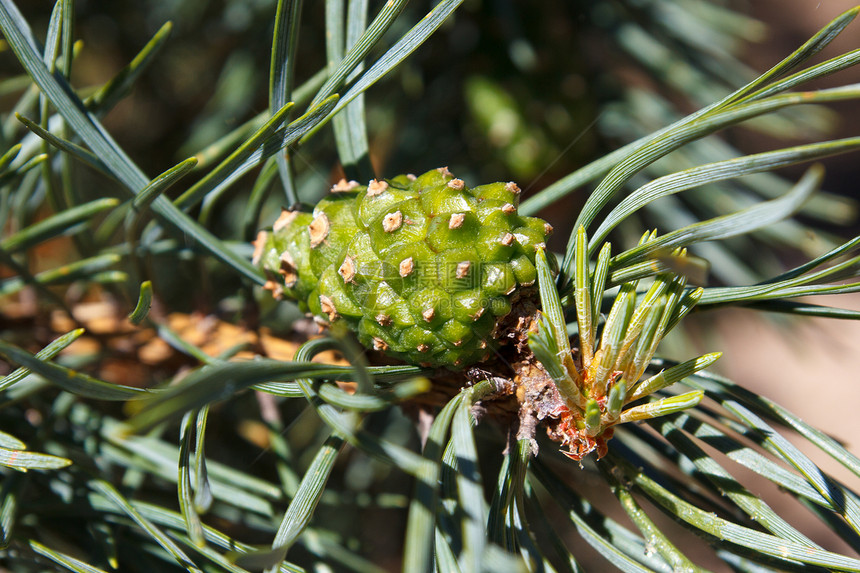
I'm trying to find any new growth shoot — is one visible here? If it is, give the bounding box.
[528,227,718,460]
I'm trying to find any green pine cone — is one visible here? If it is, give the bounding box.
[254,167,554,369]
